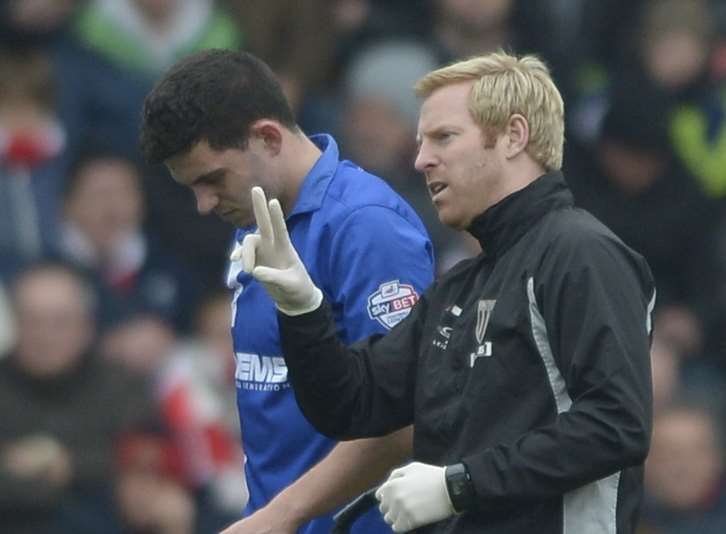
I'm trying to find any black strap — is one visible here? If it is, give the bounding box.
[331,486,379,534]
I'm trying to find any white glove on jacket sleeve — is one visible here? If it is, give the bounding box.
[232,186,322,316]
[375,462,455,533]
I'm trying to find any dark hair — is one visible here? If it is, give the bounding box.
[63,143,140,200]
[139,49,297,164]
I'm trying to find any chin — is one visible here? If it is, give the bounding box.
[437,211,467,231]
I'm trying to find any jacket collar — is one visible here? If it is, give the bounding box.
[467,171,573,257]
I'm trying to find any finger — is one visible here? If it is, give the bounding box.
[393,516,412,533]
[378,500,389,516]
[268,198,292,248]
[383,511,396,527]
[241,234,260,273]
[376,488,389,515]
[251,265,285,284]
[385,505,403,531]
[251,186,273,242]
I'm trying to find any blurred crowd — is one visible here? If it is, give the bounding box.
[1,1,726,533]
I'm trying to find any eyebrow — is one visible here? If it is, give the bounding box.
[416,125,456,146]
[191,168,225,186]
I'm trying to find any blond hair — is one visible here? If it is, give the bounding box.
[415,51,564,171]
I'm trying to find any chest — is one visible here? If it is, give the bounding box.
[412,254,558,457]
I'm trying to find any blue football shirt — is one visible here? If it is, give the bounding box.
[227,134,434,534]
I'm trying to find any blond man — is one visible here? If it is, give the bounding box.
[241,51,656,533]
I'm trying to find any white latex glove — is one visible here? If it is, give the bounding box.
[232,186,322,315]
[375,462,455,533]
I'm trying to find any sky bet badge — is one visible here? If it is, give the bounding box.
[367,280,419,329]
[470,299,496,367]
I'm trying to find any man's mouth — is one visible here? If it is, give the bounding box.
[218,208,236,218]
[428,181,447,198]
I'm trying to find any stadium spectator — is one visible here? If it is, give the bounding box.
[567,86,718,356]
[54,148,199,330]
[0,262,153,534]
[226,0,333,113]
[73,0,242,75]
[339,39,477,273]
[0,47,68,274]
[114,427,196,534]
[640,401,726,534]
[100,302,247,532]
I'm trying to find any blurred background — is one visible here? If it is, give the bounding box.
[1,1,726,533]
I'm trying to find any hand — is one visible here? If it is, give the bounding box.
[375,462,454,533]
[219,503,300,534]
[147,479,195,534]
[232,186,322,316]
[3,435,72,487]
[117,473,195,534]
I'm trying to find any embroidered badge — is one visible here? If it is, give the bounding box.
[367,280,419,329]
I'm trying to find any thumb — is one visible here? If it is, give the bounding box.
[241,233,261,273]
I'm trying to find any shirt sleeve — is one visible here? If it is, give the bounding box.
[323,204,434,343]
[277,204,434,439]
[280,286,431,440]
[463,230,655,505]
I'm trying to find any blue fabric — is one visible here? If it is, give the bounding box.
[228,134,434,534]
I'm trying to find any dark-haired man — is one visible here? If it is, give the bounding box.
[140,49,434,534]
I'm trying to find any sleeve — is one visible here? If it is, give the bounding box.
[323,204,434,343]
[280,285,432,441]
[463,230,655,505]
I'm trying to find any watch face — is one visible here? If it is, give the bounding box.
[446,464,473,512]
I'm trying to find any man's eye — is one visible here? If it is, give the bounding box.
[203,175,222,185]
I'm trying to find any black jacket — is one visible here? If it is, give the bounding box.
[280,172,655,534]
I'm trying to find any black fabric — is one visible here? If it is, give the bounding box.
[280,172,655,533]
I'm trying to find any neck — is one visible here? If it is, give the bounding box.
[279,132,322,214]
[485,157,547,214]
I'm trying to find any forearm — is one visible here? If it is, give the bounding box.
[280,302,408,439]
[268,426,413,527]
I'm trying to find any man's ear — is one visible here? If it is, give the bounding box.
[504,114,529,159]
[250,120,283,155]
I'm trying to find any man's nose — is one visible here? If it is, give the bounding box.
[194,189,218,215]
[414,145,436,173]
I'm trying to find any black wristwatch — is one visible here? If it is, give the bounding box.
[445,462,475,513]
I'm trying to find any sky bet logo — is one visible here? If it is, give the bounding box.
[234,352,290,391]
[367,280,419,329]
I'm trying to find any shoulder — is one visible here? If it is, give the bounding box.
[536,206,629,255]
[322,162,426,232]
[534,207,653,286]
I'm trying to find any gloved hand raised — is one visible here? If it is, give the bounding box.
[233,186,323,316]
[375,462,455,533]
